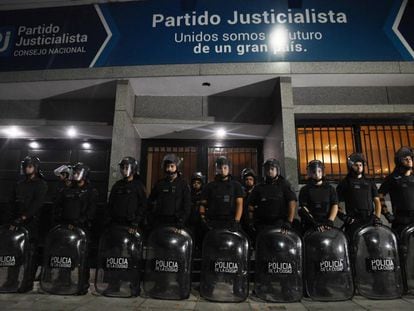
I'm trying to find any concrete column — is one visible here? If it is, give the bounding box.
[280,77,298,189]
[263,77,298,189]
[108,80,141,190]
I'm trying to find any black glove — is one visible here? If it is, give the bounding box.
[324,219,334,229]
[372,216,382,226]
[248,221,256,233]
[281,220,292,231]
[384,212,395,223]
[337,212,354,225]
[201,216,212,230]
[315,219,334,232]
[229,220,241,232]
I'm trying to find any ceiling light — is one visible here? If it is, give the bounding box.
[216,128,227,139]
[67,127,77,138]
[29,141,39,149]
[1,126,24,138]
[82,142,91,149]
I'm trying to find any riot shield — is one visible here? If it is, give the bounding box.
[255,227,302,302]
[353,225,402,299]
[400,224,414,295]
[95,225,142,297]
[143,226,193,300]
[200,228,249,302]
[401,224,414,294]
[40,225,88,295]
[0,225,30,293]
[304,228,354,301]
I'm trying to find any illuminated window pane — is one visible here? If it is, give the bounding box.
[297,124,413,182]
[296,126,355,181]
[361,125,414,179]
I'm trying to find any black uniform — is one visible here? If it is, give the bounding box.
[189,188,203,251]
[337,175,379,234]
[248,177,297,230]
[201,176,244,228]
[148,175,191,227]
[107,177,146,228]
[104,177,146,293]
[9,177,48,238]
[299,181,338,233]
[379,171,414,234]
[54,183,98,230]
[241,185,254,236]
[7,176,48,291]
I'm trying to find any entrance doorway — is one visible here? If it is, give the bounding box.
[141,139,263,190]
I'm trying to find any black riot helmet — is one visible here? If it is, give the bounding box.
[307,159,324,182]
[20,155,42,177]
[241,168,256,181]
[394,146,413,168]
[162,153,181,177]
[119,156,139,178]
[72,162,90,181]
[215,156,231,179]
[263,158,281,178]
[191,171,205,184]
[215,156,231,168]
[347,152,367,175]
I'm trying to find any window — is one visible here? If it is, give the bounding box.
[360,125,414,179]
[296,124,414,182]
[296,126,355,181]
[142,140,262,189]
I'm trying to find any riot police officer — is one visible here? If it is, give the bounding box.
[104,157,146,294]
[199,156,244,231]
[199,156,246,299]
[54,163,97,230]
[4,156,48,292]
[379,146,414,235]
[247,159,297,234]
[146,154,191,295]
[298,160,338,233]
[107,157,146,233]
[54,164,72,192]
[53,162,98,293]
[189,172,205,254]
[148,154,191,228]
[241,168,256,200]
[337,153,382,236]
[241,168,256,237]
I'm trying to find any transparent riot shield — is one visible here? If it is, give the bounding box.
[304,228,354,301]
[40,225,88,295]
[353,225,403,299]
[143,226,193,300]
[95,225,142,297]
[200,228,249,302]
[401,224,414,294]
[0,225,30,293]
[255,227,302,302]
